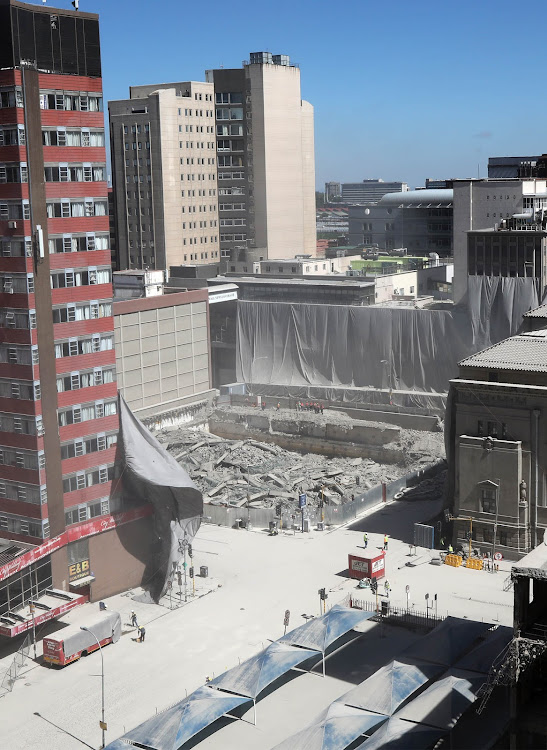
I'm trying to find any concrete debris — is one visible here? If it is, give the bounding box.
[156,409,445,514]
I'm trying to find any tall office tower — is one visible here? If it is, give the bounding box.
[109,81,220,271]
[206,52,316,260]
[0,1,144,605]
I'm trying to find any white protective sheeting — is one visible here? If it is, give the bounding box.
[272,701,388,750]
[236,277,538,396]
[342,659,443,716]
[104,685,250,750]
[209,641,319,699]
[119,395,202,602]
[279,605,375,654]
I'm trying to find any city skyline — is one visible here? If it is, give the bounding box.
[38,0,547,190]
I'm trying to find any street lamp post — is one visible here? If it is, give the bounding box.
[80,626,106,749]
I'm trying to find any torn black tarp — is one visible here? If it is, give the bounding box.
[119,395,203,602]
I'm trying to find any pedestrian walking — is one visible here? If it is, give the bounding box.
[384,580,390,597]
[261,401,266,411]
[276,402,280,411]
[138,626,146,642]
[363,532,368,549]
[130,610,138,628]
[384,534,389,551]
[320,402,324,414]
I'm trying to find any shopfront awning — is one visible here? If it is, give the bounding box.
[69,575,95,588]
[0,589,85,638]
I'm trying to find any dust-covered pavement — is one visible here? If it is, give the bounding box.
[0,492,513,750]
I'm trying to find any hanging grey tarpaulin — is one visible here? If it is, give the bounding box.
[235,276,538,397]
[119,394,203,602]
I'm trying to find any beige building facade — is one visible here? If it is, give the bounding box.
[109,82,219,271]
[113,290,214,418]
[207,53,316,260]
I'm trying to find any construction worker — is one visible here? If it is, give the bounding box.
[448,543,454,554]
[363,532,368,549]
[384,534,389,551]
[130,610,138,628]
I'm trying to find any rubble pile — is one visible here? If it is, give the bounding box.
[157,419,445,513]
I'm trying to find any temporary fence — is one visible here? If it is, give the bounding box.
[203,460,446,531]
[0,634,31,696]
[350,597,444,631]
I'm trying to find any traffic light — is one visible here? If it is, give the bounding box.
[188,544,193,558]
[177,571,182,586]
[318,587,327,600]
[370,579,378,594]
[189,567,194,579]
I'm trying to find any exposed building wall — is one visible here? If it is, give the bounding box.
[114,291,214,418]
[88,516,153,600]
[301,100,316,256]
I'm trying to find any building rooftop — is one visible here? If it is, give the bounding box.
[524,304,547,318]
[459,329,547,372]
[379,189,453,207]
[209,276,374,289]
[512,540,547,580]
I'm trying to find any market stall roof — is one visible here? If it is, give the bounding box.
[399,617,491,667]
[272,701,388,750]
[455,626,513,674]
[209,641,320,699]
[354,717,447,750]
[342,659,443,716]
[394,669,484,730]
[103,685,250,750]
[278,604,375,654]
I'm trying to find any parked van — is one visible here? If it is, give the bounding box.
[43,611,121,667]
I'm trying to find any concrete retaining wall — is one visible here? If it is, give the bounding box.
[208,415,404,463]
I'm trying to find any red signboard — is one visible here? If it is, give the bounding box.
[0,593,87,638]
[67,505,153,543]
[0,505,153,583]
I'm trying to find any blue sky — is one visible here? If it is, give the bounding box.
[44,0,547,189]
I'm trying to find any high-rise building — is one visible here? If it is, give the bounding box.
[109,81,220,271]
[324,181,341,202]
[206,52,316,260]
[341,179,408,205]
[0,0,149,613]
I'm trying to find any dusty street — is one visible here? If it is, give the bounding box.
[0,494,513,749]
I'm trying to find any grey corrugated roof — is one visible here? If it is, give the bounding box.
[524,304,547,318]
[459,329,547,371]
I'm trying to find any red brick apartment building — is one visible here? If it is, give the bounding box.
[0,1,152,637]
